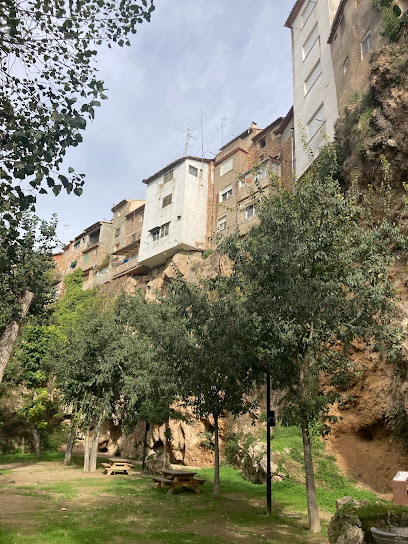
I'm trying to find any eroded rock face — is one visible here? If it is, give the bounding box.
[241,441,285,484]
[328,499,365,544]
[335,35,408,189]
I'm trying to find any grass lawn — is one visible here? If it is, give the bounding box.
[0,452,332,544]
[0,426,381,544]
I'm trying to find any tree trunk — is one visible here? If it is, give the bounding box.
[89,413,103,472]
[213,414,220,499]
[64,422,77,465]
[83,428,90,472]
[302,422,321,532]
[163,419,171,470]
[31,426,41,458]
[0,291,34,383]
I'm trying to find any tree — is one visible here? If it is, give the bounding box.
[0,214,57,383]
[3,318,61,457]
[221,145,402,531]
[115,291,186,470]
[0,0,155,258]
[51,291,127,471]
[167,278,259,499]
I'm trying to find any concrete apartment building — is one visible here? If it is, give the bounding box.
[285,0,341,177]
[109,199,149,280]
[138,156,213,268]
[61,220,113,289]
[328,0,391,112]
[212,113,294,239]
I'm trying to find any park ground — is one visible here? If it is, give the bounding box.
[0,445,381,544]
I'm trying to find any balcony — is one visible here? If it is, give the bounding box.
[111,256,148,278]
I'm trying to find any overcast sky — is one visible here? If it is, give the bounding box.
[35,0,294,247]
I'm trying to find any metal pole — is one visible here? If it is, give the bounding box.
[291,127,295,194]
[266,371,272,516]
[142,420,149,473]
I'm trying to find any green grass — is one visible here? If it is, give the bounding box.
[0,454,331,544]
[0,439,385,544]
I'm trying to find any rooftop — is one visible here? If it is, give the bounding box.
[327,0,349,44]
[142,156,212,185]
[219,122,259,151]
[284,0,307,28]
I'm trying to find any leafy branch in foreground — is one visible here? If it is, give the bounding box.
[0,0,155,256]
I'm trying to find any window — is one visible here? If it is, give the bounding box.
[84,253,88,263]
[246,204,256,219]
[140,213,144,222]
[162,194,172,208]
[270,162,281,177]
[70,260,77,270]
[302,0,316,27]
[151,227,160,241]
[217,216,226,232]
[307,104,325,140]
[115,227,120,237]
[95,249,98,256]
[259,137,266,149]
[74,240,80,250]
[189,165,198,177]
[304,60,322,95]
[220,157,233,176]
[160,222,170,238]
[302,24,319,60]
[361,32,373,59]
[255,165,268,181]
[220,185,232,202]
[239,176,251,188]
[163,170,173,184]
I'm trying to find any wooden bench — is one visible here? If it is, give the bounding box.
[152,471,206,495]
[102,461,133,475]
[152,476,174,488]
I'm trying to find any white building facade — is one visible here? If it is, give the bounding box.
[138,157,213,268]
[285,0,341,177]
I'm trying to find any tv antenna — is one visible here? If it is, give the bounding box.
[181,126,198,156]
[219,116,232,146]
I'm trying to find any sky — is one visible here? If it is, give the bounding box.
[35,0,295,248]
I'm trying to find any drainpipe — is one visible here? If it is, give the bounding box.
[291,127,295,194]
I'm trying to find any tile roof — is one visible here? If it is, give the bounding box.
[285,0,308,28]
[142,156,212,185]
[327,0,349,44]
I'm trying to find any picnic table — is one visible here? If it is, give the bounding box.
[152,468,206,495]
[101,458,135,475]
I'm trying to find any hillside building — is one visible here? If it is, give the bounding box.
[138,157,214,268]
[211,113,294,239]
[61,220,113,290]
[285,0,341,177]
[109,199,149,280]
[328,0,388,112]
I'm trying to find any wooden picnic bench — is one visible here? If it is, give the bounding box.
[152,469,206,495]
[102,458,135,476]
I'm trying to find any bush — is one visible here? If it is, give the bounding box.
[201,249,214,260]
[224,434,240,466]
